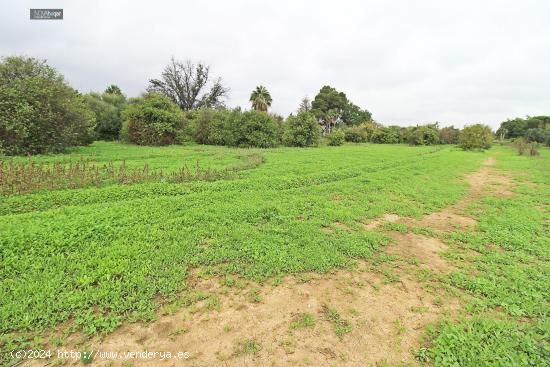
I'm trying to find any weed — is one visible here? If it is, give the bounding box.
[290,313,315,329]
[323,306,353,339]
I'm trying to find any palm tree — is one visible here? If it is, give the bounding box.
[249,85,272,112]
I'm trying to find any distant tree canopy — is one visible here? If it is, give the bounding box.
[497,116,550,140]
[0,56,95,155]
[104,84,123,95]
[249,85,272,112]
[147,58,229,111]
[342,102,372,126]
[297,97,312,113]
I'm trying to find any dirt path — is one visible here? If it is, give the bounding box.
[28,157,515,367]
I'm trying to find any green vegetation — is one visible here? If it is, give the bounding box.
[458,124,493,150]
[121,92,184,146]
[0,56,95,155]
[249,85,272,112]
[85,87,127,141]
[423,148,550,366]
[290,313,316,329]
[0,143,485,356]
[323,306,353,339]
[1,138,548,365]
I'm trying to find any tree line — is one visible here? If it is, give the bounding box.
[1,55,540,156]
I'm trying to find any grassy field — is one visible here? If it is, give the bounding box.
[1,142,548,366]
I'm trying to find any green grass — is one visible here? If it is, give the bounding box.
[423,148,550,366]
[0,141,511,362]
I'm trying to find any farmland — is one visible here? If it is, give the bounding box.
[1,142,549,366]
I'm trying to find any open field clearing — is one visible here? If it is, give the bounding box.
[1,143,549,366]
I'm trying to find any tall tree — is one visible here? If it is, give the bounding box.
[297,97,312,113]
[249,85,272,112]
[148,57,229,111]
[104,84,122,95]
[311,86,348,134]
[342,102,372,125]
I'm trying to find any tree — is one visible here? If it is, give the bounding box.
[370,126,401,144]
[249,85,272,112]
[104,84,122,95]
[226,110,280,148]
[408,125,440,146]
[283,111,321,147]
[297,97,312,113]
[311,86,348,135]
[458,124,493,150]
[121,93,184,146]
[85,90,127,140]
[496,118,528,139]
[342,102,372,126]
[0,56,95,155]
[147,57,229,111]
[439,126,460,144]
[525,128,550,145]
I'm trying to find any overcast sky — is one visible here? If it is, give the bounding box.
[2,1,549,128]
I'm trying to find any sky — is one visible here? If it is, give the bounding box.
[1,1,549,128]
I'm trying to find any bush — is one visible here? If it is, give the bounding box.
[226,110,280,148]
[193,108,233,145]
[283,112,321,147]
[439,126,460,144]
[343,125,369,143]
[121,93,184,146]
[408,126,440,146]
[525,128,550,146]
[327,129,345,146]
[370,126,400,144]
[512,138,540,156]
[458,124,493,150]
[0,56,95,155]
[85,92,126,140]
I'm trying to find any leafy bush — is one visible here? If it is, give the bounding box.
[85,92,126,140]
[193,108,233,145]
[225,110,280,148]
[439,126,460,144]
[370,126,400,144]
[525,128,550,146]
[121,93,184,146]
[512,138,540,156]
[0,56,95,155]
[283,111,321,147]
[458,124,493,150]
[343,125,369,143]
[408,126,440,146]
[327,129,345,146]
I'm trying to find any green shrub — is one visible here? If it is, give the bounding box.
[343,125,369,143]
[458,124,493,150]
[0,56,95,155]
[283,111,321,147]
[525,128,550,146]
[327,129,345,146]
[121,93,184,146]
[439,126,460,144]
[408,126,440,146]
[85,92,126,140]
[193,108,233,145]
[370,126,400,144]
[226,110,280,148]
